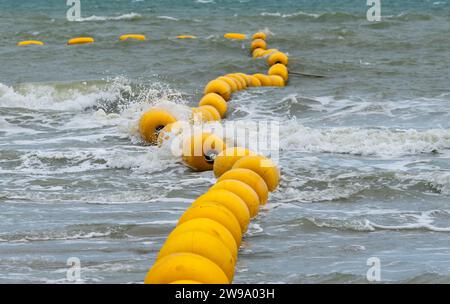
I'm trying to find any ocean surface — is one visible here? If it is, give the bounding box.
[1,0,450,283]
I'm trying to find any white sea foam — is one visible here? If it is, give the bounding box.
[257,27,274,36]
[272,183,367,203]
[396,171,450,195]
[369,210,450,232]
[104,146,181,173]
[308,210,450,232]
[76,13,142,22]
[115,99,192,144]
[308,217,376,232]
[260,11,320,18]
[260,12,282,17]
[11,144,180,175]
[0,117,38,135]
[313,96,450,121]
[246,223,264,236]
[156,16,179,21]
[280,122,450,157]
[0,82,119,111]
[0,230,114,243]
[0,77,190,140]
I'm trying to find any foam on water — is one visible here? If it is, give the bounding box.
[260,11,321,19]
[0,117,39,135]
[1,140,182,176]
[156,16,179,21]
[280,122,450,157]
[76,13,142,22]
[195,0,215,3]
[303,209,450,233]
[396,171,450,195]
[0,82,118,111]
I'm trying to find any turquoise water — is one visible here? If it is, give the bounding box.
[1,0,450,283]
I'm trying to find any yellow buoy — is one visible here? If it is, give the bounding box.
[168,218,238,260]
[247,75,262,87]
[144,252,229,284]
[157,231,236,282]
[221,75,242,91]
[268,75,285,87]
[210,180,260,218]
[236,73,252,87]
[170,280,202,284]
[157,120,189,147]
[193,189,250,232]
[192,107,214,122]
[182,132,226,172]
[252,32,267,40]
[268,51,289,66]
[178,202,242,246]
[67,37,95,45]
[262,48,279,57]
[119,34,146,41]
[251,39,267,51]
[232,155,280,191]
[176,35,197,39]
[216,76,238,93]
[213,147,255,177]
[199,105,221,121]
[139,108,177,145]
[253,74,273,86]
[252,48,266,58]
[204,79,231,101]
[218,168,269,204]
[231,74,248,89]
[224,33,247,40]
[193,106,219,122]
[17,40,44,46]
[198,93,228,118]
[226,74,247,90]
[268,63,289,81]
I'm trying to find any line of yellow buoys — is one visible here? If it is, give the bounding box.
[141,32,289,284]
[16,32,263,47]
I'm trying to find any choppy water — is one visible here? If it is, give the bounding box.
[1,0,450,283]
